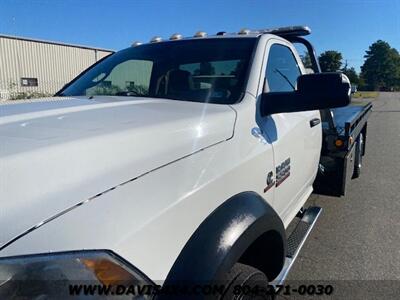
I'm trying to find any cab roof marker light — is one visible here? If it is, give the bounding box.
[194,31,207,38]
[238,28,251,35]
[150,36,162,43]
[131,41,142,47]
[169,33,183,41]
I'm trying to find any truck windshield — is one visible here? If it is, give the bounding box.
[58,38,257,104]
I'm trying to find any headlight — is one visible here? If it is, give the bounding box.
[0,250,154,299]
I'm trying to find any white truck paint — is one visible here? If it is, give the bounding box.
[1,30,348,288]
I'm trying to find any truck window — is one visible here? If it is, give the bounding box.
[86,60,153,96]
[265,44,301,92]
[59,38,257,104]
[179,60,242,95]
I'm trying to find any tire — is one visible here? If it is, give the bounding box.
[352,133,364,179]
[220,263,272,300]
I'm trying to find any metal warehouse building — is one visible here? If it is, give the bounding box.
[0,34,113,100]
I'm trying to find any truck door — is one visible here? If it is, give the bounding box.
[258,40,322,225]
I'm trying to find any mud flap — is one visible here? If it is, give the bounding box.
[313,144,356,197]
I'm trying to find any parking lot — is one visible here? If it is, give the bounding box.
[285,92,400,298]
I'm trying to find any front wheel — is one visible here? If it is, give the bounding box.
[352,133,364,179]
[221,263,272,300]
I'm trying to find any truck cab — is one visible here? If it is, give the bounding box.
[0,26,366,299]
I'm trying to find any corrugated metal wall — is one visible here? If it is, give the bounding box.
[0,36,113,100]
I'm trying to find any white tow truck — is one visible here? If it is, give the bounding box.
[0,26,370,299]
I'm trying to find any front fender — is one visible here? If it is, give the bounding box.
[163,191,286,285]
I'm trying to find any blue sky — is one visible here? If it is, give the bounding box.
[1,0,399,71]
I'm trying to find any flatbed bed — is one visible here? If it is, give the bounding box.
[332,102,372,138]
[315,102,372,196]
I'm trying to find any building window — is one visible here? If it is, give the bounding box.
[21,78,38,87]
[101,81,112,87]
[126,81,135,89]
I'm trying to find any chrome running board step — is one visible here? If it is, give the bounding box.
[272,206,322,287]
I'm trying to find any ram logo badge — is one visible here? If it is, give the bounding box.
[264,171,275,193]
[276,158,291,187]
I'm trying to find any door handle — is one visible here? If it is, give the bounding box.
[309,118,321,127]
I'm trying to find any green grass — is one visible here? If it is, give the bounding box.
[352,91,379,99]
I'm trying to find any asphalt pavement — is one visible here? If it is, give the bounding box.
[282,92,400,299]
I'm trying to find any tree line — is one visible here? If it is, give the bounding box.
[301,40,400,91]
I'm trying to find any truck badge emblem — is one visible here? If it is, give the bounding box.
[276,158,291,187]
[264,171,275,193]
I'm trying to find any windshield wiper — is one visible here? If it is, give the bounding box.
[115,91,148,97]
[274,68,295,90]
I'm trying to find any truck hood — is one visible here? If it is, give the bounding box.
[0,96,236,249]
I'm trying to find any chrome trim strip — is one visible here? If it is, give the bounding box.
[0,138,231,251]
